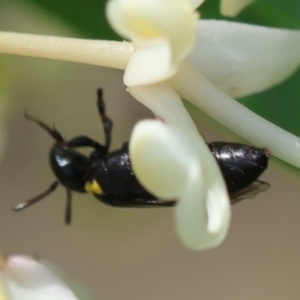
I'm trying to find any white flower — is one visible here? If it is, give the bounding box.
[106,0,200,85]
[106,0,300,250]
[0,253,94,300]
[107,0,231,250]
[0,0,299,250]
[130,120,230,249]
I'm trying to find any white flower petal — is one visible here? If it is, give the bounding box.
[129,120,200,199]
[171,60,300,168]
[176,164,230,250]
[189,20,300,98]
[1,255,81,300]
[177,125,230,250]
[107,0,199,85]
[130,120,230,250]
[122,39,176,86]
[41,260,95,300]
[220,0,256,17]
[128,84,199,134]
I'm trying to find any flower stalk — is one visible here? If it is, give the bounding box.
[0,31,132,70]
[170,60,300,168]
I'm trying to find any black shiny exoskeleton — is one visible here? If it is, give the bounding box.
[13,89,270,224]
[209,142,267,194]
[208,142,270,203]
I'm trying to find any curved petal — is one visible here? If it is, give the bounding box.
[128,84,199,134]
[130,120,230,250]
[189,20,300,98]
[107,0,199,85]
[1,255,83,300]
[41,259,95,300]
[176,164,230,250]
[129,120,200,199]
[170,60,300,169]
[220,0,256,17]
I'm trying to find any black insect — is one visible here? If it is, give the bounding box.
[13,89,270,224]
[208,142,270,204]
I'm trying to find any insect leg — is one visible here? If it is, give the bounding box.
[96,88,113,150]
[65,189,72,225]
[67,136,108,160]
[13,181,59,211]
[67,136,103,149]
[130,199,176,207]
[99,195,176,208]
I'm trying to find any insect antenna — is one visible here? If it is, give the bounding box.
[13,181,59,211]
[24,111,64,143]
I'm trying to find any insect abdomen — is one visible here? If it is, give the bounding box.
[208,142,269,194]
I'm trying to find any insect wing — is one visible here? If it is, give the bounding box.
[230,180,270,205]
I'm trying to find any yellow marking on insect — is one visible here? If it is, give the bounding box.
[85,180,104,195]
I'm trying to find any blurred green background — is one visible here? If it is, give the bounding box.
[0,0,299,299]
